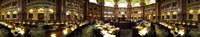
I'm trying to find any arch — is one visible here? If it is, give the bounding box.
[173,11,178,15]
[7,12,11,15]
[104,2,114,7]
[133,2,140,7]
[28,9,34,13]
[148,0,156,4]
[131,0,141,7]
[38,8,44,13]
[118,3,127,7]
[104,0,114,7]
[13,11,18,14]
[188,10,194,19]
[167,12,170,15]
[89,0,97,3]
[118,0,127,7]
[188,10,193,14]
[49,8,54,14]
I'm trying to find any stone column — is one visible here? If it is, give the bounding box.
[141,2,146,20]
[127,0,132,19]
[56,0,62,21]
[156,0,161,22]
[177,0,187,22]
[99,0,105,20]
[114,0,119,18]
[60,0,66,21]
[84,0,89,20]
[18,0,27,21]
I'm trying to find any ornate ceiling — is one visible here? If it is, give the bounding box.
[89,0,156,7]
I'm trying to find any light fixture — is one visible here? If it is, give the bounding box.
[51,33,57,37]
[7,12,11,15]
[138,11,142,14]
[167,12,170,15]
[13,11,18,14]
[63,28,68,34]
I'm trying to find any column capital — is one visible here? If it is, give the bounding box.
[114,5,118,8]
[114,0,119,5]
[127,5,132,8]
[140,3,146,6]
[126,0,132,5]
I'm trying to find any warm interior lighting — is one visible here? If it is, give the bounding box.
[139,28,148,36]
[138,11,142,14]
[149,0,156,4]
[153,14,156,16]
[120,12,126,14]
[7,12,11,15]
[13,11,18,14]
[167,12,170,15]
[49,9,54,14]
[173,11,178,15]
[29,9,33,13]
[104,15,107,17]
[104,2,114,7]
[38,8,44,13]
[51,33,57,37]
[198,10,200,14]
[189,10,193,14]
[162,14,165,15]
[118,3,127,7]
[66,11,71,15]
[89,0,97,3]
[89,14,92,16]
[63,28,69,35]
[133,2,140,7]
[178,29,185,36]
[111,15,114,17]
[108,15,111,17]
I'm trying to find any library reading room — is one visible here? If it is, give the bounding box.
[0,0,200,37]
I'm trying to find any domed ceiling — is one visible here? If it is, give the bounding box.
[89,0,156,7]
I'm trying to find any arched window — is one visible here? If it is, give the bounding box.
[49,9,55,19]
[149,0,156,4]
[173,11,178,19]
[38,8,44,13]
[28,9,34,18]
[188,10,193,20]
[104,2,113,7]
[7,12,10,18]
[118,3,127,7]
[89,0,97,3]
[13,11,18,18]
[49,9,54,14]
[133,2,140,7]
